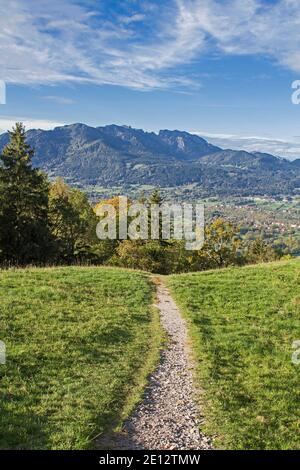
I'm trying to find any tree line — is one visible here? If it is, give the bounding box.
[0,123,284,273]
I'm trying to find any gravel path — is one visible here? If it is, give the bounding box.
[105,278,213,450]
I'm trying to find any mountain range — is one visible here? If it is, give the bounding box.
[0,123,300,197]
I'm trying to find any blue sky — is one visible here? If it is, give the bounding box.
[1,0,300,158]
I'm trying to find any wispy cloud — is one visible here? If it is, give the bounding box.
[178,0,300,73]
[1,1,300,91]
[42,95,75,105]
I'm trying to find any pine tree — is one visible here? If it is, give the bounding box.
[0,123,51,265]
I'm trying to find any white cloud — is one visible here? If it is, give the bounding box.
[176,0,300,73]
[0,0,191,90]
[0,117,64,134]
[195,131,300,160]
[1,1,300,91]
[120,14,146,25]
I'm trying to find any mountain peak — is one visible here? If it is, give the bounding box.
[1,123,299,197]
[158,129,221,158]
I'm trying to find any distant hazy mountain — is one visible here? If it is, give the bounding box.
[0,123,300,196]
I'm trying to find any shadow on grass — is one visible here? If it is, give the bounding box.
[0,406,49,450]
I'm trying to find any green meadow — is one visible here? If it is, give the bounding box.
[168,259,300,449]
[1,260,300,450]
[0,267,161,450]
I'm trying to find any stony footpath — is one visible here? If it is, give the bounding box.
[111,278,213,450]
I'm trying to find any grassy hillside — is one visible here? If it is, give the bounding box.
[0,267,161,450]
[168,259,300,450]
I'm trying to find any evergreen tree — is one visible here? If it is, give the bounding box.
[0,123,51,265]
[150,188,163,205]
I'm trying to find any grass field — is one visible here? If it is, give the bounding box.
[0,267,161,450]
[168,260,300,450]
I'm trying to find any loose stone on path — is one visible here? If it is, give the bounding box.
[100,278,213,450]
